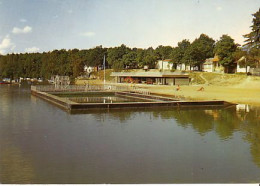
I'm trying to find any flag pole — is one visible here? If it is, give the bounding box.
[103,55,106,85]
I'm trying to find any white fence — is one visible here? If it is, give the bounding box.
[31,84,151,95]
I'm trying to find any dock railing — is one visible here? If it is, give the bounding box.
[31,84,151,95]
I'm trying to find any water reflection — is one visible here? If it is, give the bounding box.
[1,85,260,183]
[72,105,260,168]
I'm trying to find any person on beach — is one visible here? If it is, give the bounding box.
[176,85,180,91]
[197,87,204,91]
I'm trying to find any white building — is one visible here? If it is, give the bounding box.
[84,65,95,74]
[236,56,250,73]
[156,59,173,70]
[202,56,223,73]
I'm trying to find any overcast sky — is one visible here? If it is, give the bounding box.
[0,0,259,54]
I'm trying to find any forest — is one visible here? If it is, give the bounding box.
[0,8,259,80]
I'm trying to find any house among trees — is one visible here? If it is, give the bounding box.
[84,65,95,74]
[156,59,200,71]
[156,59,173,70]
[202,56,223,72]
[236,56,251,73]
[176,64,199,71]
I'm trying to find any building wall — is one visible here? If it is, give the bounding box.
[237,65,250,73]
[175,78,190,85]
[176,63,186,71]
[203,64,213,72]
[157,60,173,70]
[165,78,174,85]
[114,76,189,85]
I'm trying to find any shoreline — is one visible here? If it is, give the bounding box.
[76,79,260,106]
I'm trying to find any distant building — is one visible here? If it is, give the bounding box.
[176,63,187,71]
[236,56,250,73]
[84,65,95,74]
[52,75,70,86]
[202,56,223,72]
[111,70,190,85]
[176,64,199,71]
[156,59,173,70]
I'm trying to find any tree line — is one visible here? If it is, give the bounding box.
[0,8,259,80]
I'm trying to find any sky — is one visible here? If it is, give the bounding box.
[0,0,259,54]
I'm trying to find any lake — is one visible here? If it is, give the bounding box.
[0,85,260,183]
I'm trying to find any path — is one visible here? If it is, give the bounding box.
[199,73,209,85]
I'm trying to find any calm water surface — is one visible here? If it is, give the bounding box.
[0,85,260,183]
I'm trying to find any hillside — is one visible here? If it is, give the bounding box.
[190,72,260,88]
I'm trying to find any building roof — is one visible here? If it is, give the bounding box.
[111,71,189,78]
[157,59,172,62]
[162,59,172,62]
[204,56,219,65]
[212,55,219,62]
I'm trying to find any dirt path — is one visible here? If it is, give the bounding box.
[199,73,209,85]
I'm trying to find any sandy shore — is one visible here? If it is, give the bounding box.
[76,79,260,106]
[144,84,260,106]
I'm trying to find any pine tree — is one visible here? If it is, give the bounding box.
[244,8,260,49]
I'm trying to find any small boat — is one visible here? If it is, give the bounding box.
[0,81,11,84]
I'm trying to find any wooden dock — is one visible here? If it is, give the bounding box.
[31,85,234,112]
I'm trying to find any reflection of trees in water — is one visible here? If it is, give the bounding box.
[213,107,242,140]
[152,106,260,168]
[153,108,215,135]
[152,106,246,140]
[91,108,138,123]
[240,107,260,167]
[57,105,260,168]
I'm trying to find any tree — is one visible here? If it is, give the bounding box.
[243,8,260,68]
[244,8,260,49]
[85,46,106,67]
[187,34,215,70]
[68,49,85,77]
[107,44,130,69]
[155,45,173,60]
[142,47,157,68]
[121,51,138,69]
[214,35,237,73]
[170,39,190,70]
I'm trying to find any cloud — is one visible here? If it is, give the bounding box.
[80,32,96,37]
[0,35,16,54]
[68,9,73,14]
[25,47,40,53]
[12,26,32,34]
[216,6,222,11]
[20,18,27,23]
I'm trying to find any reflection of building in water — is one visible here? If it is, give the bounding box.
[204,110,220,120]
[236,104,250,121]
[236,104,250,113]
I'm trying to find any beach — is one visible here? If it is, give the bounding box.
[76,76,260,106]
